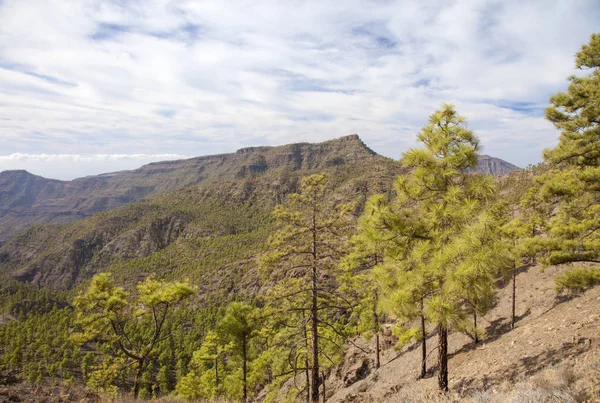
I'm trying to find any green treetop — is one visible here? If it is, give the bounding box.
[340,194,391,370]
[73,273,195,398]
[217,302,260,403]
[176,330,224,400]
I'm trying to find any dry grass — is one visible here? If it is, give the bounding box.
[390,363,597,403]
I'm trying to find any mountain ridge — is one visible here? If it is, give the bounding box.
[0,134,404,289]
[0,135,517,242]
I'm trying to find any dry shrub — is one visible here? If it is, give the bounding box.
[391,385,458,403]
[531,364,576,391]
[504,385,576,403]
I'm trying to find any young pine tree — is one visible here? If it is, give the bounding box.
[176,330,224,400]
[217,302,260,403]
[73,273,195,397]
[340,194,390,371]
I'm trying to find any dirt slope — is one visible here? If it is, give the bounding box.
[325,264,600,402]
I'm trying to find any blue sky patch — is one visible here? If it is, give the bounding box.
[89,23,130,40]
[496,101,545,114]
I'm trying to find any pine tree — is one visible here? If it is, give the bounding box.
[501,202,542,330]
[217,302,259,403]
[176,330,226,401]
[261,174,355,402]
[73,273,195,397]
[341,194,390,371]
[369,105,510,391]
[531,33,600,265]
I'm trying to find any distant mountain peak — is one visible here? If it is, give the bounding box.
[0,169,33,177]
[0,169,65,183]
[236,146,273,155]
[338,133,360,141]
[477,155,520,176]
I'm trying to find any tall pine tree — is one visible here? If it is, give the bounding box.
[260,174,354,402]
[368,104,509,391]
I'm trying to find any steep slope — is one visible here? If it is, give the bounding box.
[0,136,518,242]
[0,135,402,290]
[0,171,71,242]
[321,263,600,402]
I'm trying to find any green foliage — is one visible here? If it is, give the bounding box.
[260,174,356,402]
[217,302,259,402]
[177,302,261,402]
[544,33,600,169]
[73,273,195,397]
[340,194,390,367]
[366,104,511,390]
[177,330,223,399]
[555,268,600,295]
[0,282,77,384]
[530,33,600,266]
[376,104,508,328]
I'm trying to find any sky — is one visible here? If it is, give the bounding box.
[0,0,599,180]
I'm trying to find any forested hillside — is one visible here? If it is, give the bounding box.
[0,33,599,403]
[0,134,403,290]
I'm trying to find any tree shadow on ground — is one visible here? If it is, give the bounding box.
[384,329,439,379]
[449,309,531,360]
[495,264,535,289]
[452,338,592,393]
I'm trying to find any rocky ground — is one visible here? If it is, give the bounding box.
[324,263,600,402]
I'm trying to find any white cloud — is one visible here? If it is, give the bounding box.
[0,0,599,179]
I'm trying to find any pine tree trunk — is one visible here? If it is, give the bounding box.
[437,326,448,392]
[311,265,320,403]
[133,358,145,398]
[473,310,479,344]
[305,353,310,403]
[242,334,247,403]
[321,371,326,403]
[420,300,426,379]
[511,261,516,330]
[374,291,380,369]
[303,317,310,403]
[310,204,320,403]
[375,332,381,370]
[215,357,219,389]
